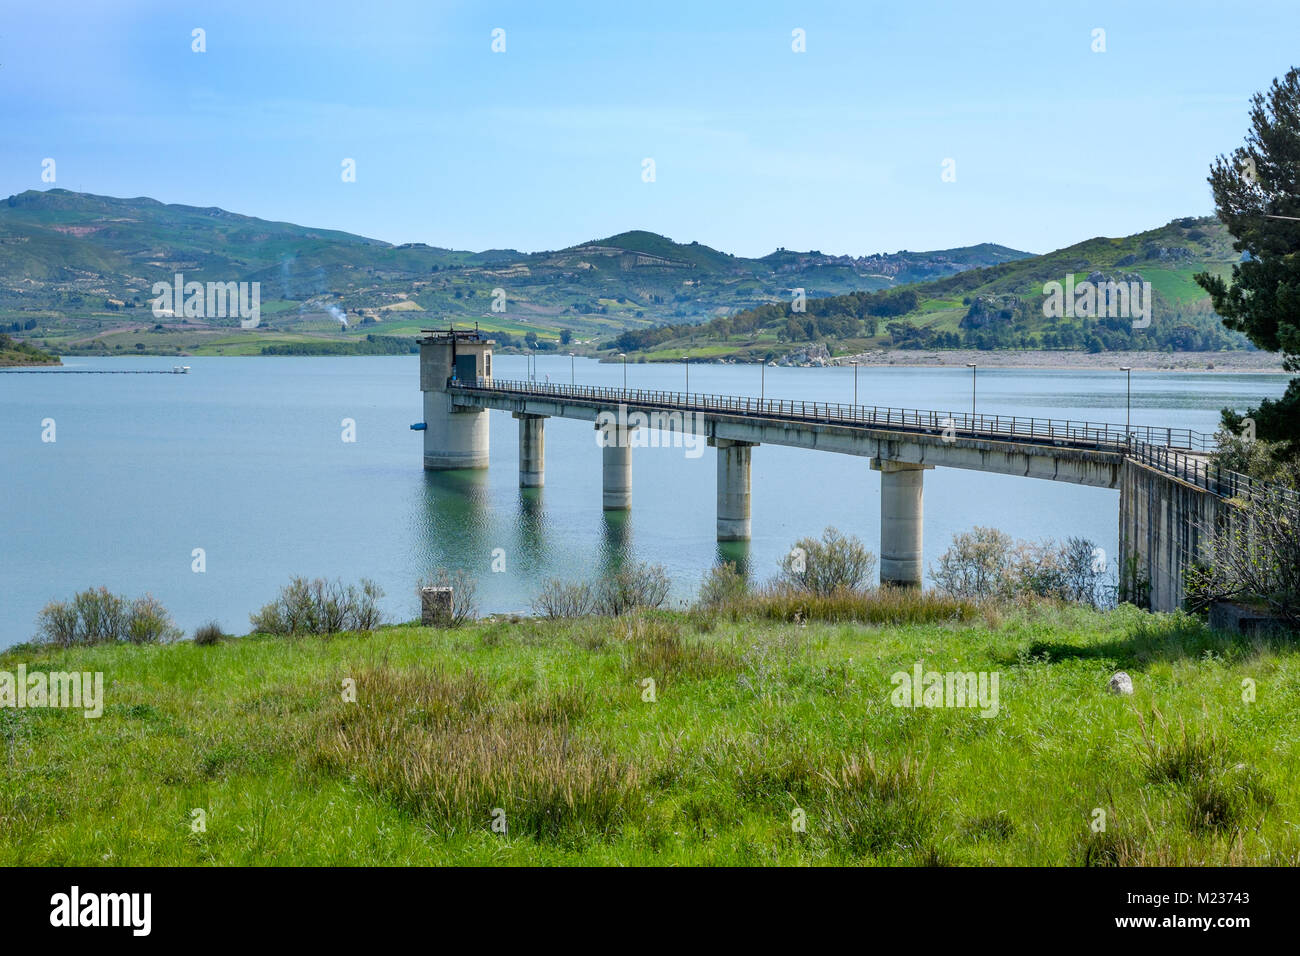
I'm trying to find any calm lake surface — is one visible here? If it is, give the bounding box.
[0,355,1290,648]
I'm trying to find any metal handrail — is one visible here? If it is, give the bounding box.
[452,377,1290,505]
[1127,440,1299,507]
[459,378,1212,449]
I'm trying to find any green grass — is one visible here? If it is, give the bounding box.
[2,602,1297,865]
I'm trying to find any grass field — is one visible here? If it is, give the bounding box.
[2,601,1296,866]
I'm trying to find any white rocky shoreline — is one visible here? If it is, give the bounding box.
[701,345,1286,373]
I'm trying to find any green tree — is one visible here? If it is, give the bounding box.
[1195,67,1300,458]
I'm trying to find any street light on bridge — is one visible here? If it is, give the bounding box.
[851,361,859,406]
[618,352,627,391]
[684,354,690,394]
[1120,366,1132,440]
[569,352,575,386]
[966,362,977,424]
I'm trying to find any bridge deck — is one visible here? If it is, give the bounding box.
[451,378,1286,503]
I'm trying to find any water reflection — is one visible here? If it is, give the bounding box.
[716,540,752,579]
[515,487,549,574]
[599,510,633,576]
[415,469,491,575]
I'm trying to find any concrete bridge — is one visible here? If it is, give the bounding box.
[416,330,1262,611]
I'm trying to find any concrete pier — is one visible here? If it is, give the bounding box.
[872,459,932,587]
[419,330,494,470]
[712,438,755,541]
[599,425,634,510]
[422,393,489,469]
[515,412,546,487]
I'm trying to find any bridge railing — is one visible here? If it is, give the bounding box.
[460,378,1216,453]
[455,378,1300,505]
[1129,441,1300,506]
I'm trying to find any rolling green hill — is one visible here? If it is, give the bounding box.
[0,332,59,366]
[610,217,1251,361]
[0,189,1030,356]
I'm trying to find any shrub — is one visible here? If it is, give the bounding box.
[531,579,596,619]
[1187,461,1300,626]
[193,621,223,646]
[697,561,747,609]
[780,527,876,595]
[74,586,129,644]
[1211,429,1289,483]
[34,599,79,647]
[933,528,1109,607]
[127,594,183,644]
[250,577,386,636]
[596,562,670,616]
[1058,536,1108,607]
[931,527,1013,599]
[34,587,180,646]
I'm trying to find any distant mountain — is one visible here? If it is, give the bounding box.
[0,189,1032,355]
[609,217,1250,359]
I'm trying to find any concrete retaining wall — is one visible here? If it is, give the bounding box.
[1118,460,1224,612]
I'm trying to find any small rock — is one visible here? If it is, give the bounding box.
[1108,671,1134,695]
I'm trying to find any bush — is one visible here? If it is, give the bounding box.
[931,527,1013,599]
[1187,461,1300,626]
[128,594,183,644]
[932,528,1108,607]
[74,586,129,644]
[696,562,747,609]
[35,587,181,646]
[35,599,79,647]
[531,579,596,619]
[193,621,223,646]
[1211,429,1288,483]
[1058,537,1108,607]
[780,527,876,595]
[596,562,670,616]
[250,577,386,636]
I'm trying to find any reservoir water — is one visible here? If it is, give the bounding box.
[0,355,1289,648]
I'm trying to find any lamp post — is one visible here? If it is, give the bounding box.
[569,352,575,386]
[618,352,627,391]
[761,360,765,403]
[1120,366,1132,440]
[966,362,977,425]
[684,354,689,395]
[851,361,859,406]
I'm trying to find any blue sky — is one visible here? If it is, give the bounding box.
[2,0,1296,257]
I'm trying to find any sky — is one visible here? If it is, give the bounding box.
[2,0,1297,258]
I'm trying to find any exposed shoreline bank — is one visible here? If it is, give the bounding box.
[825,349,1286,373]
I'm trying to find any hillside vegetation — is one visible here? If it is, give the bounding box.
[0,332,59,366]
[611,217,1251,361]
[0,190,1027,357]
